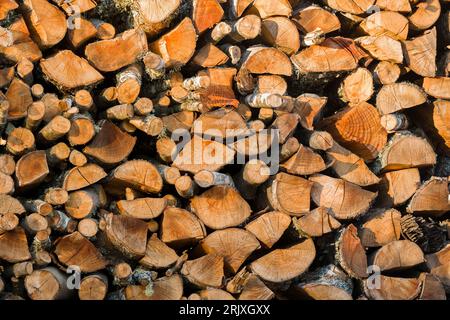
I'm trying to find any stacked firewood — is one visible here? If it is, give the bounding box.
[0,0,449,300]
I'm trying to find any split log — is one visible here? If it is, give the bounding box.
[358,208,402,248]
[376,82,427,115]
[0,154,15,175]
[193,170,234,188]
[116,198,167,220]
[116,64,142,104]
[192,0,224,34]
[418,273,447,300]
[191,185,251,229]
[356,35,403,64]
[131,0,180,37]
[0,0,18,20]
[67,17,97,49]
[181,254,224,288]
[15,150,49,189]
[25,101,45,131]
[403,27,437,77]
[406,177,450,216]
[378,168,421,207]
[0,213,19,235]
[77,218,99,239]
[78,274,108,300]
[256,75,287,95]
[319,102,387,161]
[292,5,341,35]
[123,274,183,300]
[62,164,106,192]
[150,18,197,69]
[47,210,77,233]
[0,227,31,263]
[325,0,373,15]
[261,16,299,55]
[338,67,373,104]
[6,127,35,156]
[292,207,341,238]
[281,144,326,176]
[6,78,32,120]
[0,171,14,194]
[360,11,409,40]
[24,267,71,300]
[191,43,228,68]
[369,240,425,271]
[69,149,87,167]
[91,19,115,40]
[234,159,270,200]
[247,0,292,19]
[426,244,450,291]
[240,46,292,76]
[44,187,68,206]
[280,137,300,161]
[65,186,105,219]
[373,61,401,85]
[250,238,315,283]
[239,273,275,300]
[85,28,148,72]
[295,94,327,130]
[245,211,291,248]
[0,195,25,215]
[40,50,104,91]
[230,0,253,18]
[409,0,441,31]
[422,77,450,100]
[310,174,377,220]
[363,276,421,300]
[335,224,367,280]
[83,121,136,165]
[196,228,260,274]
[139,233,178,269]
[160,207,206,248]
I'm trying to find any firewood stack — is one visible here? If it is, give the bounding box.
[0,0,448,301]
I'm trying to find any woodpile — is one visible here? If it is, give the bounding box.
[0,0,448,301]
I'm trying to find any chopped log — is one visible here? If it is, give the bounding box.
[6,77,32,120]
[326,142,380,186]
[404,27,437,77]
[247,0,292,19]
[380,113,410,133]
[0,67,14,88]
[364,276,421,300]
[6,127,35,156]
[85,28,148,72]
[181,253,224,288]
[369,240,425,272]
[197,67,239,109]
[378,168,420,207]
[129,115,164,136]
[325,0,373,15]
[38,115,71,143]
[319,102,387,161]
[240,46,292,76]
[406,176,449,216]
[17,58,33,84]
[191,43,228,68]
[123,274,183,300]
[131,0,180,37]
[100,212,148,259]
[116,198,167,220]
[65,186,104,219]
[0,227,31,263]
[422,77,450,100]
[0,213,19,235]
[47,210,77,233]
[106,104,134,121]
[44,187,68,206]
[335,224,367,280]
[150,18,197,69]
[280,137,300,161]
[106,160,163,194]
[359,208,402,248]
[25,101,45,131]
[24,267,71,300]
[160,207,206,248]
[409,0,441,31]
[69,149,87,167]
[338,67,373,104]
[22,213,48,235]
[426,244,450,291]
[310,174,377,220]
[197,228,260,274]
[78,274,108,300]
[294,94,327,131]
[292,5,340,35]
[62,163,107,191]
[261,16,299,55]
[261,172,313,216]
[230,0,253,17]
[40,50,104,91]
[291,264,353,300]
[239,273,275,300]
[15,150,49,190]
[292,207,341,238]
[0,195,25,215]
[0,171,14,194]
[156,139,177,163]
[77,218,99,239]
[418,273,447,300]
[116,64,142,105]
[191,185,251,229]
[139,233,178,269]
[192,0,224,34]
[401,215,447,254]
[0,154,15,175]
[67,17,97,49]
[281,144,326,176]
[245,211,291,248]
[83,121,136,165]
[356,35,403,64]
[194,170,234,188]
[250,238,315,283]
[373,61,401,85]
[91,19,115,40]
[360,11,409,39]
[0,0,18,19]
[74,90,93,111]
[255,75,287,96]
[20,0,67,49]
[377,132,437,172]
[376,82,427,115]
[192,108,247,138]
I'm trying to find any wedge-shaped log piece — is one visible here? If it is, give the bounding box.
[15,150,49,189]
[40,50,104,90]
[375,0,411,12]
[422,77,450,100]
[63,163,106,191]
[245,211,291,248]
[292,265,353,300]
[403,27,437,77]
[336,224,367,279]
[360,11,409,40]
[358,209,401,247]
[25,267,71,300]
[320,102,387,161]
[84,121,136,165]
[198,67,239,109]
[116,198,167,220]
[426,244,450,291]
[377,132,436,172]
[55,232,107,272]
[197,228,260,274]
[85,28,148,72]
[291,37,366,74]
[150,18,197,69]
[0,227,31,263]
[139,234,178,270]
[247,0,292,18]
[250,238,315,283]
[191,185,251,230]
[310,174,377,220]
[292,5,340,34]
[293,207,341,238]
[409,0,441,31]
[356,35,403,64]
[160,207,206,248]
[106,160,163,194]
[294,94,327,130]
[261,16,299,55]
[419,273,446,300]
[376,82,426,115]
[131,0,180,37]
[326,142,380,186]
[364,276,421,300]
[192,43,228,68]
[281,144,326,176]
[240,46,292,76]
[263,173,313,216]
[239,273,275,300]
[124,274,183,300]
[369,240,425,272]
[406,177,449,216]
[230,0,253,17]
[378,168,420,206]
[173,135,235,174]
[6,77,32,120]
[0,0,18,20]
[0,195,25,215]
[325,0,374,15]
[270,113,298,144]
[181,254,224,288]
[102,213,148,259]
[192,109,247,139]
[21,0,67,49]
[192,0,224,34]
[339,67,373,104]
